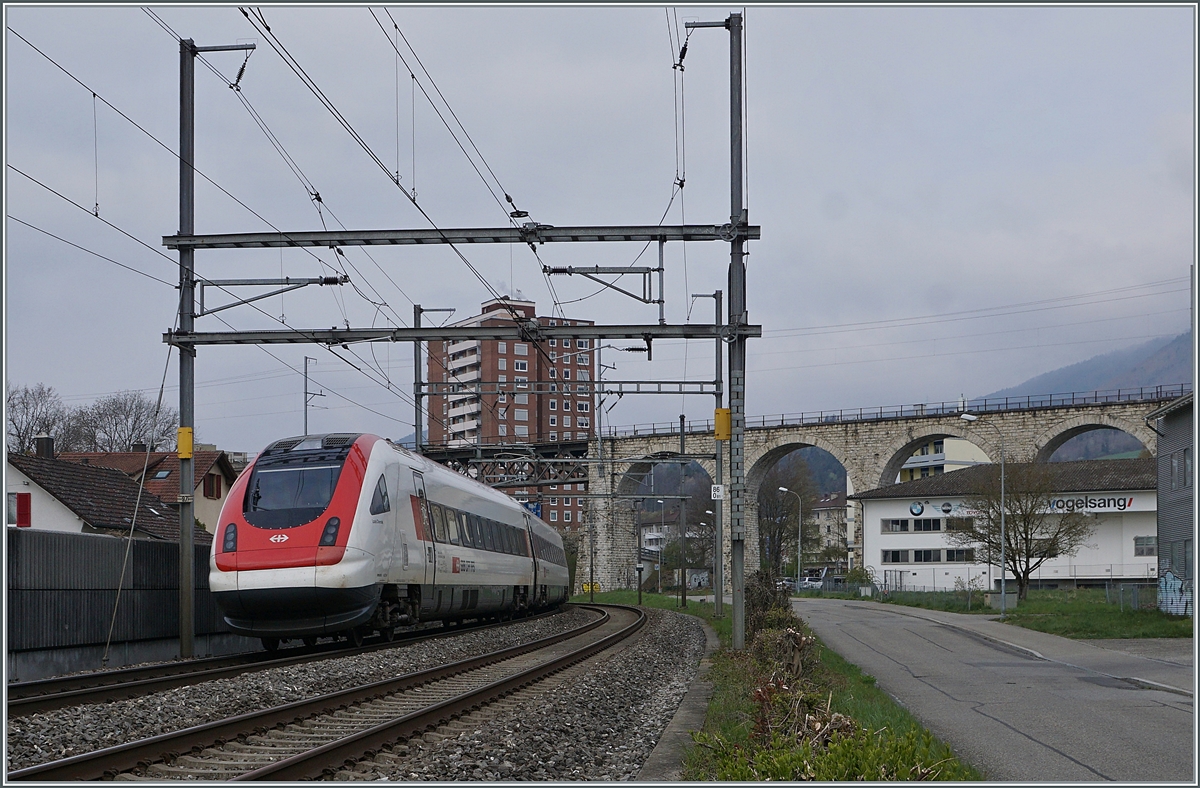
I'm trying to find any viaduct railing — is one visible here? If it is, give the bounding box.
[601,383,1192,439]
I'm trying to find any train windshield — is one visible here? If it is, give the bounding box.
[244,463,342,529]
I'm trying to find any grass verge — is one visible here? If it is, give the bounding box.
[572,589,983,780]
[836,586,1195,638]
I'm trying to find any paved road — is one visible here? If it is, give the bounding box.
[794,598,1194,782]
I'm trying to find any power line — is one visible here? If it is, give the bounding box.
[7,215,175,287]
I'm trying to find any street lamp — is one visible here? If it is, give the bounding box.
[961,413,1007,617]
[657,499,665,595]
[779,487,802,585]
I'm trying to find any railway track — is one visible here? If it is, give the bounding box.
[7,604,644,782]
[7,610,561,716]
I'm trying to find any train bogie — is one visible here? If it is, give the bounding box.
[209,433,570,645]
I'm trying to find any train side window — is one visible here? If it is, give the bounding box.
[483,519,497,551]
[457,512,473,548]
[369,475,390,515]
[468,514,482,548]
[446,508,460,545]
[499,524,512,554]
[430,504,447,542]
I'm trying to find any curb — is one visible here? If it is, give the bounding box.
[637,615,720,781]
[805,598,1194,698]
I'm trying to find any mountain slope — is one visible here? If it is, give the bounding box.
[985,332,1191,398]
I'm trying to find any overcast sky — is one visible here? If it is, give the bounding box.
[4,5,1195,454]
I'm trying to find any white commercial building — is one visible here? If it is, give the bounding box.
[852,458,1157,591]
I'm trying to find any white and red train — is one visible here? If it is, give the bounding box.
[209,433,569,649]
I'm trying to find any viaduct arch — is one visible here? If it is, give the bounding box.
[576,396,1169,593]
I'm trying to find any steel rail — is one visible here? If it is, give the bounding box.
[233,605,646,781]
[6,606,612,782]
[7,610,558,716]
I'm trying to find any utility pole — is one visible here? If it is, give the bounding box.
[680,413,687,608]
[177,38,255,659]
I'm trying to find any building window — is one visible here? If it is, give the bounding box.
[549,416,558,426]
[550,510,558,522]
[515,409,528,421]
[498,408,507,419]
[514,360,528,372]
[577,370,590,381]
[946,517,973,531]
[562,338,572,348]
[498,341,507,353]
[549,338,557,347]
[562,368,571,380]
[203,473,222,499]
[515,393,528,404]
[549,351,557,361]
[499,424,508,436]
[564,511,572,523]
[515,343,529,356]
[881,519,909,533]
[515,425,529,437]
[549,400,557,410]
[563,416,572,428]
[913,549,941,563]
[153,469,171,480]
[516,377,528,389]
[882,550,909,564]
[1134,536,1157,556]
[577,402,590,413]
[562,400,569,411]
[550,497,558,505]
[549,432,558,441]
[578,339,590,349]
[1187,448,1194,489]
[8,492,31,527]
[498,374,507,383]
[945,549,974,562]
[549,383,558,392]
[1172,453,1180,490]
[577,417,590,428]
[498,358,507,370]
[548,368,557,379]
[577,354,589,365]
[913,519,941,532]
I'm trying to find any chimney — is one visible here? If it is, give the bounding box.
[131,442,148,453]
[35,434,54,459]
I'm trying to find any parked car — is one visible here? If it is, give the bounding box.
[797,576,824,590]
[775,578,797,592]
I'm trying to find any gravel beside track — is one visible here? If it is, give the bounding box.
[340,608,706,781]
[5,607,596,773]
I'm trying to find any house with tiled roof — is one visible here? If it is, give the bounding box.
[6,452,209,543]
[850,459,1157,592]
[59,448,238,535]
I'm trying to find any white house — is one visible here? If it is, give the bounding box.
[851,458,1157,591]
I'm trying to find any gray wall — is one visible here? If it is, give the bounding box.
[7,528,227,651]
[1156,400,1193,615]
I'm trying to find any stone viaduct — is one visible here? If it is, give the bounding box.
[575,391,1179,593]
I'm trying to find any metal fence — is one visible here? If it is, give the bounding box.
[6,528,227,651]
[603,383,1191,438]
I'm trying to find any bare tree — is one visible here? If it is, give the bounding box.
[83,390,179,452]
[5,382,66,454]
[945,463,1095,600]
[757,458,821,579]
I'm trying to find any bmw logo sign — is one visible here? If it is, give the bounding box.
[909,502,924,516]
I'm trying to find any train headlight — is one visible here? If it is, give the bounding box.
[222,523,237,552]
[319,517,341,546]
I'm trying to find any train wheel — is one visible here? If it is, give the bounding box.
[261,637,280,652]
[381,626,395,642]
[349,627,365,648]
[302,636,317,647]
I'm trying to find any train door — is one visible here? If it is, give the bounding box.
[412,471,434,586]
[378,462,400,582]
[524,515,538,598]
